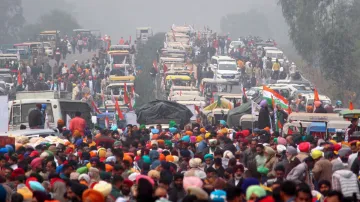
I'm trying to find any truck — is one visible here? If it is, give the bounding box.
[136,27,153,44]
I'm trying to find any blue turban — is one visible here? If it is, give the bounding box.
[111,125,118,131]
[210,190,227,202]
[5,145,13,153]
[220,120,226,125]
[169,127,177,133]
[204,154,214,160]
[29,181,45,192]
[75,139,83,147]
[151,128,159,134]
[0,148,8,154]
[181,135,190,142]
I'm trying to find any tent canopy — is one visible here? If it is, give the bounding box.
[203,98,233,111]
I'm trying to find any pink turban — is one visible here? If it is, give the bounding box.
[277,137,287,146]
[183,176,203,191]
[30,157,42,168]
[190,136,196,143]
[136,175,155,187]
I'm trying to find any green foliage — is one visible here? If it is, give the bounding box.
[134,33,165,107]
[220,9,273,39]
[279,0,360,101]
[0,0,25,44]
[19,9,81,41]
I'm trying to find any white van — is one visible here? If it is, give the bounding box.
[210,56,240,82]
[265,50,285,63]
[8,99,93,130]
[302,93,332,107]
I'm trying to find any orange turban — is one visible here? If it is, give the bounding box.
[166,155,174,162]
[90,151,97,158]
[185,131,193,136]
[73,130,81,137]
[157,140,165,147]
[200,128,206,133]
[123,155,133,164]
[152,134,159,140]
[57,119,64,126]
[105,164,113,172]
[82,189,105,202]
[159,153,165,161]
[306,106,313,113]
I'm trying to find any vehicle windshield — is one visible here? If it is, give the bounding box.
[12,103,54,124]
[307,99,331,106]
[0,76,12,83]
[106,85,131,95]
[266,52,284,59]
[39,35,56,41]
[293,85,306,90]
[112,55,128,64]
[218,62,237,71]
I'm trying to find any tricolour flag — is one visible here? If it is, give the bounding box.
[262,86,288,109]
[115,97,124,120]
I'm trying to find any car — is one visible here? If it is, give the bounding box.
[228,41,245,53]
[209,56,240,83]
[42,42,53,58]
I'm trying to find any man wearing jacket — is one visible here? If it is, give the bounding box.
[287,156,315,189]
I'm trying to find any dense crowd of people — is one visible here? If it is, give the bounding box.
[1,113,359,202]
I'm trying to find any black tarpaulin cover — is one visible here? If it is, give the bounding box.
[136,100,193,125]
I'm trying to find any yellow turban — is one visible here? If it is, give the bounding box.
[311,150,323,160]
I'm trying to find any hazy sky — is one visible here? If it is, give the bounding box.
[22,0,289,43]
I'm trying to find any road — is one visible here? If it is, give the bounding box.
[49,49,97,67]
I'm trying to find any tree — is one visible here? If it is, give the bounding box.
[19,9,81,41]
[0,0,25,44]
[134,33,165,107]
[220,10,273,39]
[279,0,360,103]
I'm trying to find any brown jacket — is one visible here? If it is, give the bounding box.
[312,158,333,182]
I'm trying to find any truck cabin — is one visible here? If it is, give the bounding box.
[105,83,133,100]
[109,45,131,52]
[0,54,19,69]
[108,51,130,65]
[38,31,60,48]
[73,29,91,37]
[202,79,234,94]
